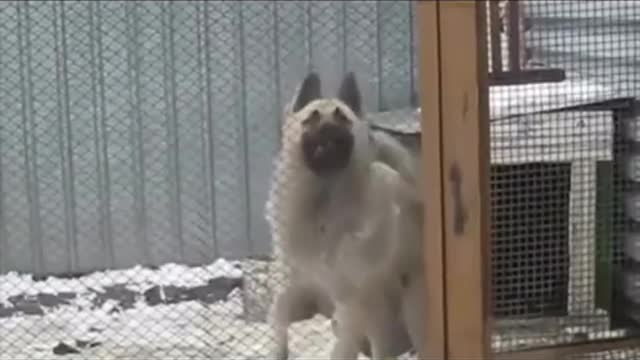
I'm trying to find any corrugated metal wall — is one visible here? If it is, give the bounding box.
[0,1,418,276]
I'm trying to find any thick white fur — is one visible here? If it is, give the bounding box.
[266,91,425,359]
[328,160,424,360]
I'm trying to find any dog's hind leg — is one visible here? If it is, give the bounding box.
[401,272,427,360]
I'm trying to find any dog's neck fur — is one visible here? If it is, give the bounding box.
[270,124,376,257]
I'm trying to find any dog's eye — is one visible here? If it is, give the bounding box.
[302,110,321,126]
[333,108,350,125]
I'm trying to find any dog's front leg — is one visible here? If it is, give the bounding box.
[269,282,327,360]
[330,321,361,359]
[366,307,401,360]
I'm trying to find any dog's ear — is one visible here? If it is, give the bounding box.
[337,72,362,117]
[292,72,322,112]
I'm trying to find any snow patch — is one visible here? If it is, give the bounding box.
[0,259,242,307]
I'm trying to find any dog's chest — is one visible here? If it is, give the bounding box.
[308,199,399,296]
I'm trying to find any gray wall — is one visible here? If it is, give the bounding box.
[0,1,419,276]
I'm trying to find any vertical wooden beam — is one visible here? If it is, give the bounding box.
[417,1,490,358]
[507,1,522,72]
[440,1,492,359]
[416,2,446,359]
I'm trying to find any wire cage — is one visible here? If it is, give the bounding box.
[487,0,640,357]
[1,0,640,359]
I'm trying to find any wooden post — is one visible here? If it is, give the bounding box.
[417,1,492,359]
[506,1,522,71]
[488,0,503,74]
[416,2,446,359]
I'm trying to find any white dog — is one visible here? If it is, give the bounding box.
[266,72,426,359]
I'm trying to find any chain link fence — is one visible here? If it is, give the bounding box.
[0,1,419,358]
[2,1,640,359]
[488,0,640,357]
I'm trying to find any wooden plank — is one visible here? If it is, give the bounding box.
[507,1,521,72]
[415,2,446,359]
[488,68,566,86]
[595,161,615,314]
[488,1,502,74]
[438,1,492,359]
[490,111,614,164]
[489,79,615,120]
[494,336,640,360]
[367,80,615,131]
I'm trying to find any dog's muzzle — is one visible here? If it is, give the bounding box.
[301,123,354,177]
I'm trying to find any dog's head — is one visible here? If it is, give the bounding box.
[283,72,366,177]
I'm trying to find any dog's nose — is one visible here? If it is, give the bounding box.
[313,144,326,158]
[313,141,336,158]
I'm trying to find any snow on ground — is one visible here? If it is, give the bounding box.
[0,290,336,359]
[0,260,378,360]
[7,258,634,359]
[0,259,242,307]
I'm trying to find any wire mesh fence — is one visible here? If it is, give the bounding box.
[1,0,640,359]
[567,348,640,360]
[0,0,420,359]
[488,0,640,355]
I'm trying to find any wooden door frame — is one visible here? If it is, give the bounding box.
[418,1,492,359]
